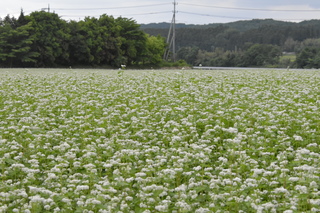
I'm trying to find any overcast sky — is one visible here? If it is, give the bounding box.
[1,0,320,24]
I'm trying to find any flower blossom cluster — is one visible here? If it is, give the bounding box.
[0,69,319,212]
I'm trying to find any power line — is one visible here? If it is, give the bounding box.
[52,3,171,11]
[180,2,320,12]
[179,11,253,20]
[61,11,172,18]
[179,11,308,22]
[3,1,319,24]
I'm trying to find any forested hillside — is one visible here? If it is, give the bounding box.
[142,19,320,68]
[0,11,166,68]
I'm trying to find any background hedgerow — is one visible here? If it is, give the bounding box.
[0,69,319,213]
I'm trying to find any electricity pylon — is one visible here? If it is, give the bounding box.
[164,0,177,62]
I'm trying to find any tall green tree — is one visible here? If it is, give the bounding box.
[0,12,165,68]
[115,17,147,65]
[143,35,166,65]
[177,46,199,65]
[0,24,15,66]
[98,15,122,66]
[0,15,17,28]
[0,14,38,67]
[296,47,320,68]
[68,19,95,66]
[242,44,281,67]
[29,11,70,67]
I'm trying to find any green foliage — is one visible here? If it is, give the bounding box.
[160,59,189,68]
[116,17,147,65]
[190,44,281,67]
[242,44,282,67]
[28,11,71,67]
[279,54,296,68]
[143,19,320,53]
[194,48,243,67]
[0,15,39,67]
[0,12,164,68]
[4,11,320,68]
[296,47,320,68]
[68,20,93,65]
[144,19,320,67]
[177,47,199,65]
[143,35,166,65]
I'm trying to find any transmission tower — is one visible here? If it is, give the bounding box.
[41,4,50,12]
[164,0,177,62]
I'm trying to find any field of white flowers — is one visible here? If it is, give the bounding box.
[0,68,319,213]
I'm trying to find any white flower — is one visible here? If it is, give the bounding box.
[76,185,89,191]
[309,199,320,205]
[135,172,146,177]
[77,201,84,206]
[125,196,133,201]
[223,127,238,134]
[251,168,264,177]
[193,166,202,171]
[273,187,289,194]
[288,177,299,182]
[175,201,191,211]
[61,198,71,204]
[310,181,318,188]
[29,195,45,203]
[86,198,101,205]
[172,136,182,141]
[297,148,310,154]
[47,173,57,179]
[294,165,316,172]
[293,135,303,141]
[295,185,308,194]
[95,128,106,134]
[155,204,168,212]
[195,207,211,213]
[175,184,187,192]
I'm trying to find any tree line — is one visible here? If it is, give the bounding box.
[3,13,320,69]
[0,11,167,68]
[143,19,320,68]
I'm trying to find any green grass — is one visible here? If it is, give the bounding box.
[280,54,296,62]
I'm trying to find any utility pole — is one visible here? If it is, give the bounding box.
[41,4,50,12]
[172,0,177,62]
[164,0,177,62]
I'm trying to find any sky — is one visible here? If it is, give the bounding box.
[1,0,320,25]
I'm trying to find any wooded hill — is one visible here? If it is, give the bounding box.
[141,19,320,31]
[141,19,320,68]
[141,19,320,51]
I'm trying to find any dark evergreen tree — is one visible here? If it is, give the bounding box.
[0,17,38,67]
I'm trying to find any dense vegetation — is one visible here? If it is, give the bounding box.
[1,69,319,212]
[143,19,320,68]
[2,12,320,68]
[0,11,167,68]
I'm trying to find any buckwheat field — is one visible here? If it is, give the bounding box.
[0,69,319,213]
